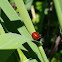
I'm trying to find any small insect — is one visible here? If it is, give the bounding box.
[32,32,40,41]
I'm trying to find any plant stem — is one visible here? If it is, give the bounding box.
[14,0,36,35]
[53,0,62,33]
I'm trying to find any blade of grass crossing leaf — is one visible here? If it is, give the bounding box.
[17,48,28,62]
[14,0,36,34]
[18,26,30,51]
[18,26,33,51]
[18,26,33,40]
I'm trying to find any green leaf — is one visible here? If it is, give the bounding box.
[0,33,31,49]
[0,0,20,21]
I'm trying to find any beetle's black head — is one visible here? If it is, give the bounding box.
[37,37,41,41]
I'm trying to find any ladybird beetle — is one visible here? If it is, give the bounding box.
[32,32,40,41]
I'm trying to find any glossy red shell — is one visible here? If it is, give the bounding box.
[32,32,40,40]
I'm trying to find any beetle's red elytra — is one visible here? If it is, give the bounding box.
[32,32,40,40]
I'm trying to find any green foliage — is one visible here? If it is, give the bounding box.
[0,0,62,62]
[0,0,49,62]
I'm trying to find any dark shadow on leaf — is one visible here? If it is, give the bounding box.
[22,42,41,62]
[0,50,15,62]
[6,50,20,62]
[1,9,24,33]
[32,41,42,47]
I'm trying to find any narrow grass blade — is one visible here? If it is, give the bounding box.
[39,46,49,62]
[27,41,44,62]
[14,0,36,34]
[18,26,33,40]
